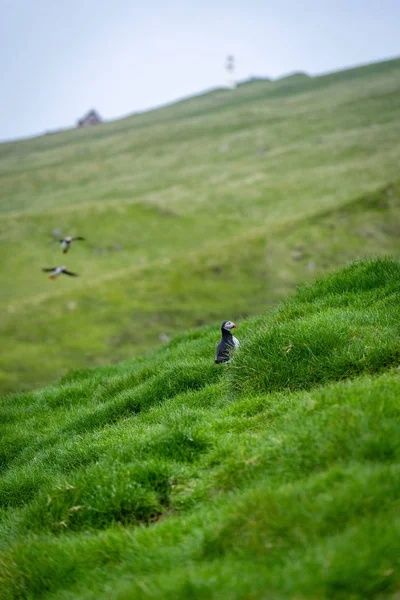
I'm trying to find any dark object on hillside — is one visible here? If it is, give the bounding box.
[237,76,271,87]
[60,236,85,254]
[215,320,239,364]
[158,207,178,217]
[77,110,102,128]
[292,251,304,261]
[42,266,79,280]
[211,265,223,274]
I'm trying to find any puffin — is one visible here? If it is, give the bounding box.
[60,236,85,254]
[42,266,79,280]
[215,320,239,364]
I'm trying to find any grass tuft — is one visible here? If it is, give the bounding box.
[1,259,400,598]
[230,259,400,395]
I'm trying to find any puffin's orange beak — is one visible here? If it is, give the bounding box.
[232,323,237,328]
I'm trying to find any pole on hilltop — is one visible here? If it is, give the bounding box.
[225,55,236,89]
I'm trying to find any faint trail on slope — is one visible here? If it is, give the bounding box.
[5,184,392,314]
[2,121,397,220]
[3,220,293,312]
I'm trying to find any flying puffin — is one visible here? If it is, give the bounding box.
[60,236,85,254]
[42,266,79,280]
[215,320,239,364]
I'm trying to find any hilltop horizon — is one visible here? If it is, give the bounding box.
[1,53,399,143]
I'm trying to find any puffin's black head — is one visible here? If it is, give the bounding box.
[221,320,237,333]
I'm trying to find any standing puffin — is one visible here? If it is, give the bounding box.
[215,320,239,364]
[42,266,79,280]
[60,236,85,254]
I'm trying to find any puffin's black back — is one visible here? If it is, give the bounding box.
[215,323,235,364]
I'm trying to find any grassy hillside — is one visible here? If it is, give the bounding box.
[1,258,400,599]
[1,57,400,393]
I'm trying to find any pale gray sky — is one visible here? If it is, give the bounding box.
[1,0,399,141]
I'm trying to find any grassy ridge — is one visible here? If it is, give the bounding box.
[231,259,400,394]
[1,258,400,598]
[1,57,400,393]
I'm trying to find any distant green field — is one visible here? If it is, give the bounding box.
[1,259,400,599]
[1,57,400,393]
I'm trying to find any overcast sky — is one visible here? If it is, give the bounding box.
[1,0,399,141]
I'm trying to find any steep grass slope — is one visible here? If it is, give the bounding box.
[1,57,400,393]
[1,258,400,599]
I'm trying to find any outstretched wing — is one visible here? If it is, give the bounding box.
[42,267,56,272]
[63,269,78,277]
[72,237,85,241]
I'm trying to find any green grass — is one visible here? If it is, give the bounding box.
[1,57,400,393]
[1,258,400,599]
[231,259,400,395]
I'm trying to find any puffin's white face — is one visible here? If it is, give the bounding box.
[223,320,237,331]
